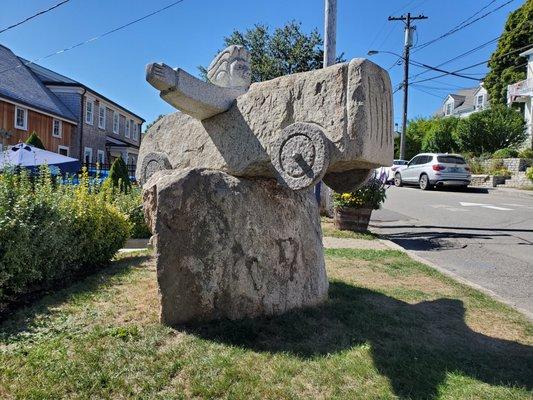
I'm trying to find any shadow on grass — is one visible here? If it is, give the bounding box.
[0,255,150,338]
[184,281,533,399]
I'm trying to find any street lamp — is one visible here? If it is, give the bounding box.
[368,49,408,160]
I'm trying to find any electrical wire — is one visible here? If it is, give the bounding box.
[411,44,533,85]
[0,0,70,35]
[412,0,515,53]
[0,0,186,75]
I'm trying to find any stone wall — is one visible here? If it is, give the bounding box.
[481,158,533,174]
[470,174,506,188]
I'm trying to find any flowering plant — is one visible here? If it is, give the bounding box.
[333,176,387,210]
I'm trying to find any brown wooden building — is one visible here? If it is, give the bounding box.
[0,99,76,155]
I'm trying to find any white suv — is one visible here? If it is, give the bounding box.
[394,153,471,190]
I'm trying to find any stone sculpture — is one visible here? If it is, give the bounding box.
[139,45,393,326]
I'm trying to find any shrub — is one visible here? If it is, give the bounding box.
[492,148,519,159]
[0,167,129,308]
[518,148,533,159]
[526,167,533,181]
[25,131,45,150]
[487,159,511,177]
[107,157,131,193]
[455,106,526,155]
[109,188,151,239]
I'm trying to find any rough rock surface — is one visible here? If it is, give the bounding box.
[143,168,328,325]
[137,58,393,192]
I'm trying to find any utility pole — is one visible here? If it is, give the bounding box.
[317,0,337,206]
[388,13,427,160]
[324,0,337,67]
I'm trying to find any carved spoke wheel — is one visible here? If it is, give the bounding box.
[140,152,171,185]
[271,122,330,190]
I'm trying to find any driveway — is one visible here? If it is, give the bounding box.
[371,186,533,316]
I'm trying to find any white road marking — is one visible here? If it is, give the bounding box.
[459,202,513,211]
[483,205,513,211]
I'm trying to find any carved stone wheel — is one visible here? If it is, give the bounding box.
[271,122,330,190]
[140,152,171,185]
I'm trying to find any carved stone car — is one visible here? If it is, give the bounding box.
[137,46,393,192]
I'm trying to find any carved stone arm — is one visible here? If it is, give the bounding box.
[146,63,245,120]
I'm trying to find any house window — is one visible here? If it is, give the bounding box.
[15,106,28,130]
[476,94,484,110]
[113,111,119,134]
[98,105,106,129]
[58,145,69,156]
[84,147,93,164]
[97,150,105,165]
[125,119,131,138]
[85,99,94,125]
[52,119,62,138]
[445,103,453,116]
[133,123,139,141]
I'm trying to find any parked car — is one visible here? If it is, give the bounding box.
[393,153,471,190]
[375,159,408,183]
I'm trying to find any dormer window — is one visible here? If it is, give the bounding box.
[476,94,484,110]
[445,102,453,116]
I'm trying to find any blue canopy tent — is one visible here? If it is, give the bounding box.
[0,143,80,174]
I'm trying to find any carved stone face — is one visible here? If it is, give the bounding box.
[207,45,252,89]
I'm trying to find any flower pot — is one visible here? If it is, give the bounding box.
[333,207,373,232]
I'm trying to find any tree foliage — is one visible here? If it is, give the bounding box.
[422,117,460,153]
[484,0,533,105]
[395,117,433,160]
[200,21,344,83]
[25,131,45,150]
[455,105,526,154]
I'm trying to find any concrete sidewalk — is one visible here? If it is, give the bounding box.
[322,236,394,250]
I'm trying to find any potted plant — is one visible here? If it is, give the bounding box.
[333,177,387,232]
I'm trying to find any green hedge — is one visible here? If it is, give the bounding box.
[0,168,129,308]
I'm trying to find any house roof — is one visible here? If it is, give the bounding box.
[22,58,145,122]
[0,45,77,123]
[519,47,533,57]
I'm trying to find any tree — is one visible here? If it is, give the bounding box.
[199,21,345,83]
[396,117,435,160]
[484,0,533,105]
[106,157,131,193]
[455,105,526,155]
[25,131,45,150]
[145,114,164,133]
[422,117,460,153]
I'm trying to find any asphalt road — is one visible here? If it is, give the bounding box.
[371,186,533,316]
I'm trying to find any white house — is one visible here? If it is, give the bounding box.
[507,47,533,148]
[437,83,489,118]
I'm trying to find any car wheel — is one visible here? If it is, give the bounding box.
[419,174,431,190]
[394,172,403,187]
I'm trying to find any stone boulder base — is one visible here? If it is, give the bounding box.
[143,168,328,325]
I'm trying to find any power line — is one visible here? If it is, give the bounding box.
[0,0,186,76]
[411,85,446,99]
[411,44,533,85]
[0,0,70,35]
[408,59,481,81]
[412,0,515,53]
[408,36,499,81]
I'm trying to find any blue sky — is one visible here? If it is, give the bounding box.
[0,0,523,127]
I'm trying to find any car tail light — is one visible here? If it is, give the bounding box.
[465,166,471,172]
[432,164,446,171]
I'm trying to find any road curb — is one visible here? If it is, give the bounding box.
[377,238,533,321]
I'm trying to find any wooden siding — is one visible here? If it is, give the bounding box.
[0,100,75,154]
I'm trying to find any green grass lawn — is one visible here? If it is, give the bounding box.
[1,249,532,399]
[321,217,377,240]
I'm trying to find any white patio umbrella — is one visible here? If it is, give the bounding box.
[0,143,80,174]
